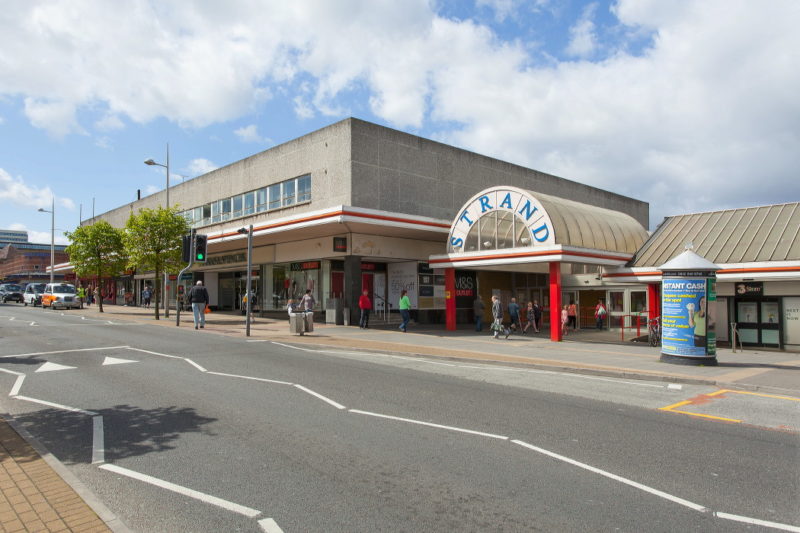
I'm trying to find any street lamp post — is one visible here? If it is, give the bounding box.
[38,197,55,285]
[145,143,171,318]
[237,226,254,336]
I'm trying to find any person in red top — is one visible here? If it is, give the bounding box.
[358,289,372,329]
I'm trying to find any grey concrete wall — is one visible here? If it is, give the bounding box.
[350,118,649,229]
[91,119,354,228]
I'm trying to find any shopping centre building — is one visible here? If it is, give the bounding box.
[63,118,799,350]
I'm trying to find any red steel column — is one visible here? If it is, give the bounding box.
[445,267,457,331]
[549,261,562,341]
[648,282,660,321]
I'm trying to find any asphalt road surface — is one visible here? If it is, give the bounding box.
[0,303,798,532]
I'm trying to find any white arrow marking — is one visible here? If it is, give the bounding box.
[102,356,138,366]
[35,362,77,373]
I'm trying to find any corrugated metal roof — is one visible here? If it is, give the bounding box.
[630,203,800,267]
[533,192,649,253]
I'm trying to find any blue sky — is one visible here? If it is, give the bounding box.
[1,0,798,245]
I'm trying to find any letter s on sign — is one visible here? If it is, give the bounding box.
[450,237,463,248]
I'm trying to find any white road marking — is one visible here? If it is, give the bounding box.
[272,341,317,352]
[99,464,262,518]
[350,409,509,440]
[184,359,207,372]
[125,346,183,359]
[14,395,97,416]
[92,416,105,464]
[103,356,138,366]
[9,375,25,396]
[294,384,346,409]
[8,317,14,321]
[668,383,683,391]
[0,368,26,396]
[258,517,284,532]
[714,512,800,532]
[207,371,293,386]
[29,321,37,326]
[511,439,707,512]
[36,362,77,373]
[247,339,268,343]
[0,345,129,359]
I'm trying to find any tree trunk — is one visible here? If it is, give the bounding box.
[97,266,104,313]
[154,268,160,320]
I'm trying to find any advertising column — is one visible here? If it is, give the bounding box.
[658,250,719,365]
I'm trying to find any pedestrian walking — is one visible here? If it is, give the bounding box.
[473,296,485,332]
[359,289,372,328]
[76,286,86,309]
[187,280,209,330]
[142,286,152,309]
[491,295,510,339]
[508,297,521,333]
[533,300,542,332]
[398,289,411,332]
[522,301,538,334]
[595,299,607,330]
[568,300,578,330]
[561,305,569,336]
[301,289,315,312]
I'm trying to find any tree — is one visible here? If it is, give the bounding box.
[123,206,188,320]
[64,221,127,313]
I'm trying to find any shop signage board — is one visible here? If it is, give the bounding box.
[735,282,763,295]
[388,262,418,309]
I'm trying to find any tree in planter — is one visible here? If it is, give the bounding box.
[123,206,188,320]
[64,221,127,313]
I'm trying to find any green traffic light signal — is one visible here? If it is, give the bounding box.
[196,253,204,260]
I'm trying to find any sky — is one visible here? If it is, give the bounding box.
[1,0,798,245]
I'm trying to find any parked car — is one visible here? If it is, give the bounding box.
[0,283,24,303]
[41,283,81,310]
[23,283,46,306]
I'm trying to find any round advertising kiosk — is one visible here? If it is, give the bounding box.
[659,250,719,366]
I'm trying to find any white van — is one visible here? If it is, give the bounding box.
[42,283,81,310]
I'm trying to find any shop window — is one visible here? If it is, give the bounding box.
[232,195,243,218]
[631,291,647,314]
[268,183,281,210]
[244,192,255,215]
[297,174,311,202]
[283,180,296,207]
[256,188,267,212]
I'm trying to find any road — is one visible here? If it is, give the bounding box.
[0,303,798,532]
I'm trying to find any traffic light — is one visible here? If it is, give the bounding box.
[194,234,208,262]
[181,234,192,263]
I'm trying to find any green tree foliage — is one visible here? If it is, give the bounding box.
[123,206,188,320]
[64,220,127,313]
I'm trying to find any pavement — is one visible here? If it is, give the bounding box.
[2,302,799,532]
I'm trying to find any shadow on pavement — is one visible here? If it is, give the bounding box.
[13,404,217,465]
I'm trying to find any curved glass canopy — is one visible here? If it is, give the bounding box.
[461,210,533,252]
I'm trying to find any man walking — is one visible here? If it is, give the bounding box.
[491,295,510,339]
[473,296,485,332]
[508,297,521,333]
[187,280,209,330]
[398,289,411,332]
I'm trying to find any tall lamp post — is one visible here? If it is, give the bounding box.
[38,197,55,285]
[144,143,170,317]
[237,226,254,336]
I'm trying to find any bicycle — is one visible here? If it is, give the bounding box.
[648,317,661,347]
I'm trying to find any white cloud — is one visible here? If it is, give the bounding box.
[234,124,266,143]
[186,158,218,176]
[565,3,598,58]
[0,168,75,211]
[1,0,798,227]
[8,223,69,245]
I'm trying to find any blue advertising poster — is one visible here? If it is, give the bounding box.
[661,278,709,357]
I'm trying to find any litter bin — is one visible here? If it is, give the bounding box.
[289,311,314,335]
